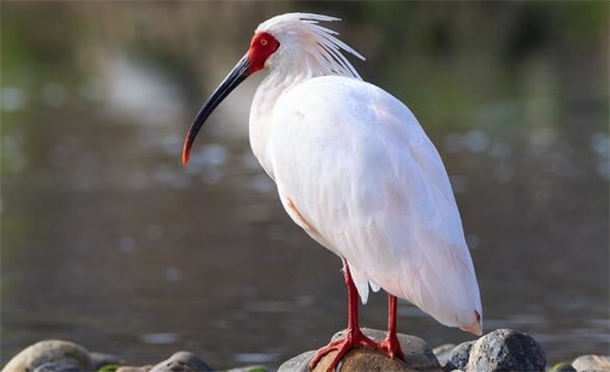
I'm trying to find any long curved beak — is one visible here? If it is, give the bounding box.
[182,55,251,165]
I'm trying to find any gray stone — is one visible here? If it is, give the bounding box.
[572,355,610,372]
[91,352,125,370]
[116,367,153,372]
[225,366,267,372]
[467,329,545,372]
[1,340,93,372]
[432,344,455,367]
[32,364,80,372]
[278,351,316,372]
[278,328,442,372]
[149,352,213,372]
[445,341,474,371]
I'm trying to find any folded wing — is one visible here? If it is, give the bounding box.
[270,76,482,330]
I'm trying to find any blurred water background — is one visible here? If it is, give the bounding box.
[1,1,608,369]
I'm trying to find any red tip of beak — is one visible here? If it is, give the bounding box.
[182,138,191,166]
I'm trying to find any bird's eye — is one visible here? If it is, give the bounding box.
[260,39,268,46]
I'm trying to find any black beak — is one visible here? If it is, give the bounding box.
[182,55,251,164]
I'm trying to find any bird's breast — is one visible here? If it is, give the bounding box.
[248,73,309,180]
[248,85,278,179]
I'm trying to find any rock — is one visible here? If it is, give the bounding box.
[333,328,441,371]
[148,352,213,372]
[116,367,153,372]
[444,341,474,371]
[1,340,93,372]
[312,348,415,372]
[278,328,442,372]
[278,351,316,372]
[432,344,455,367]
[225,367,268,372]
[91,352,126,370]
[572,355,610,371]
[466,329,545,372]
[32,364,80,372]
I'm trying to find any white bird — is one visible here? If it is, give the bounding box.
[182,13,483,372]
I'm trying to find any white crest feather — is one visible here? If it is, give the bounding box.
[256,13,365,80]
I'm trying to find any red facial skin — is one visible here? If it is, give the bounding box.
[247,32,280,75]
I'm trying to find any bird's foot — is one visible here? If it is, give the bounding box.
[307,328,377,372]
[375,332,407,362]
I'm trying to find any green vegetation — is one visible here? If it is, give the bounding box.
[97,365,120,372]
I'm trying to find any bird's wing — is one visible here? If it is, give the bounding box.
[269,76,482,330]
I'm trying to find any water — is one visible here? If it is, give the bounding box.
[1,2,609,369]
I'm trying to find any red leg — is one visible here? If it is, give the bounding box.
[308,265,376,372]
[377,294,406,361]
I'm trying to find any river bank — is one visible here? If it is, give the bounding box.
[2,328,608,372]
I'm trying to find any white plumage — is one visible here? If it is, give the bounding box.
[249,13,482,333]
[275,76,482,329]
[183,12,483,343]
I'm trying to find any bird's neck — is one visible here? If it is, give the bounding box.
[249,70,309,179]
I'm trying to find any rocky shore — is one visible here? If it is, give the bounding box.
[2,329,608,372]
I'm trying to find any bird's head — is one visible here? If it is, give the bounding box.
[182,12,364,165]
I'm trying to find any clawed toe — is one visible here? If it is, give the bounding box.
[307,329,377,372]
[377,336,407,362]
